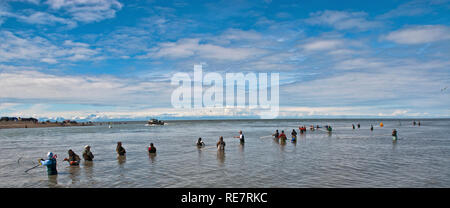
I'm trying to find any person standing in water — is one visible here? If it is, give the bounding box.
[39,152,57,175]
[370,125,374,131]
[148,143,157,154]
[82,145,94,161]
[216,136,226,150]
[234,130,245,144]
[392,129,398,141]
[116,142,126,156]
[327,125,332,132]
[352,124,355,129]
[279,130,287,140]
[197,137,205,147]
[291,129,297,142]
[63,149,81,166]
[357,123,360,129]
[273,130,279,138]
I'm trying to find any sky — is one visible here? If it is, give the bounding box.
[0,0,449,121]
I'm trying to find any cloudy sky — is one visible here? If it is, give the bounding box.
[0,0,449,120]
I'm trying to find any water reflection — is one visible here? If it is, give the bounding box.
[117,155,126,166]
[217,150,225,166]
[148,153,156,163]
[47,175,58,187]
[83,161,94,183]
[273,137,279,144]
[68,166,81,184]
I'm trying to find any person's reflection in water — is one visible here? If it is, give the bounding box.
[47,174,58,188]
[68,165,81,184]
[217,150,225,166]
[279,141,286,152]
[117,155,126,166]
[148,153,156,163]
[238,143,245,158]
[83,161,94,184]
[392,140,398,151]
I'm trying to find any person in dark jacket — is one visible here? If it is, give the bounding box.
[63,149,80,166]
[148,143,157,154]
[197,138,205,147]
[116,142,126,156]
[82,145,94,161]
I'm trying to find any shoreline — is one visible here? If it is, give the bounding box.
[0,121,94,129]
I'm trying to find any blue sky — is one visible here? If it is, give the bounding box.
[0,0,449,120]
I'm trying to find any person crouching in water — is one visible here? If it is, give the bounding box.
[82,145,94,161]
[197,137,205,147]
[148,143,157,154]
[116,142,126,156]
[40,152,58,175]
[63,149,81,166]
[216,136,226,151]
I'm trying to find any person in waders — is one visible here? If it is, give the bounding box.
[39,152,57,175]
[63,149,81,166]
[392,129,398,142]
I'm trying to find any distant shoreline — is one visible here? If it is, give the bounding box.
[0,121,94,129]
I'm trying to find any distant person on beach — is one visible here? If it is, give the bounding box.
[39,152,57,175]
[148,143,157,154]
[63,149,80,166]
[357,123,360,129]
[116,142,126,156]
[418,121,421,126]
[352,124,355,129]
[413,121,416,126]
[370,125,374,131]
[273,130,279,138]
[197,137,205,147]
[216,136,225,150]
[234,130,245,144]
[82,145,94,161]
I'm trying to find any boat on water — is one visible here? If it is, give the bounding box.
[146,118,165,126]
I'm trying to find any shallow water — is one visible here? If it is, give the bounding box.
[1,119,449,188]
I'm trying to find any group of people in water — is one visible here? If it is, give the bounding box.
[271,125,333,143]
[38,121,417,176]
[39,142,157,176]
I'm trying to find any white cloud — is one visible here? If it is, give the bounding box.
[383,25,450,44]
[143,38,267,61]
[305,10,382,31]
[301,39,344,51]
[44,0,123,23]
[13,11,77,28]
[0,31,99,63]
[0,70,173,106]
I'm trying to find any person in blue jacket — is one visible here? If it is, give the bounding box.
[39,152,58,175]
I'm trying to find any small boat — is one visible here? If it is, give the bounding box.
[147,118,165,126]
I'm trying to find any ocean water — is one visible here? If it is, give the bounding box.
[0,119,449,188]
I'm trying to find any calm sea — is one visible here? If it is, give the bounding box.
[1,119,449,188]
